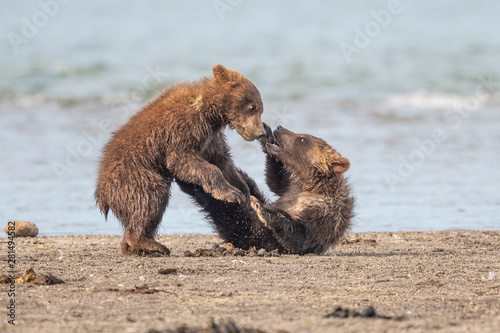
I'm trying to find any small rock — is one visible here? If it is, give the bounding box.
[194,248,212,257]
[233,249,245,256]
[158,268,178,275]
[360,306,376,318]
[325,306,352,318]
[268,249,280,257]
[325,305,398,320]
[257,249,267,256]
[4,221,39,237]
[215,246,226,255]
[34,273,65,285]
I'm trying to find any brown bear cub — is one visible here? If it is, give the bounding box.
[95,65,265,255]
[250,124,354,254]
[180,124,354,255]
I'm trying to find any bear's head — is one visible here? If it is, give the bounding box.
[212,64,265,141]
[266,125,350,176]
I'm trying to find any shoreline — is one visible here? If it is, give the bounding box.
[1,230,499,332]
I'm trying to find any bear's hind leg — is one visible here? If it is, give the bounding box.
[121,229,170,256]
[119,177,172,256]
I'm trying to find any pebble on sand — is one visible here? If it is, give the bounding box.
[4,220,39,237]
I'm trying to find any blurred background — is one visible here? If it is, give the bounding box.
[1,0,499,236]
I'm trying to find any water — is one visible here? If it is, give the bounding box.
[1,1,499,236]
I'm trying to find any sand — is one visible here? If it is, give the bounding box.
[1,230,499,332]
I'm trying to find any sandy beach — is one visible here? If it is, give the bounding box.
[4,3,500,333]
[1,230,499,332]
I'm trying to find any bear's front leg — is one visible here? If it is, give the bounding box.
[237,169,268,203]
[169,152,246,204]
[217,157,251,199]
[249,196,309,254]
[257,123,293,196]
[258,122,275,152]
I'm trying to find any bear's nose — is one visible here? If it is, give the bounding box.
[276,125,284,131]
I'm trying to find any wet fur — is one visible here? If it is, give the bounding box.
[181,124,354,255]
[94,65,264,255]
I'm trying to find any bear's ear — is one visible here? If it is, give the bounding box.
[213,64,230,83]
[318,151,349,174]
[213,64,241,86]
[330,153,350,173]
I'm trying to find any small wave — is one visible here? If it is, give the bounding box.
[386,92,465,111]
[6,93,101,108]
[372,91,500,120]
[4,91,155,109]
[53,62,107,79]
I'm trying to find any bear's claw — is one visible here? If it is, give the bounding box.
[250,196,268,227]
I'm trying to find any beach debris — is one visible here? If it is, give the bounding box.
[0,267,64,285]
[268,249,280,257]
[233,249,245,256]
[184,248,221,257]
[325,306,403,320]
[184,244,280,257]
[245,247,256,256]
[482,271,496,280]
[4,220,39,237]
[213,277,225,283]
[158,268,179,275]
[340,237,376,245]
[16,267,37,283]
[147,318,271,333]
[325,306,365,318]
[34,273,65,285]
[157,266,194,276]
[127,285,160,294]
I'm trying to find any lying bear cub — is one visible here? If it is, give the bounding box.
[178,124,354,255]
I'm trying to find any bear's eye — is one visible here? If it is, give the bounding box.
[248,104,256,112]
[299,137,306,144]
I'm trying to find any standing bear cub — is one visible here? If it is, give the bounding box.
[179,124,354,255]
[95,65,265,255]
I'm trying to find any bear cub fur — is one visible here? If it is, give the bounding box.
[250,124,354,254]
[180,124,354,254]
[95,65,265,255]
